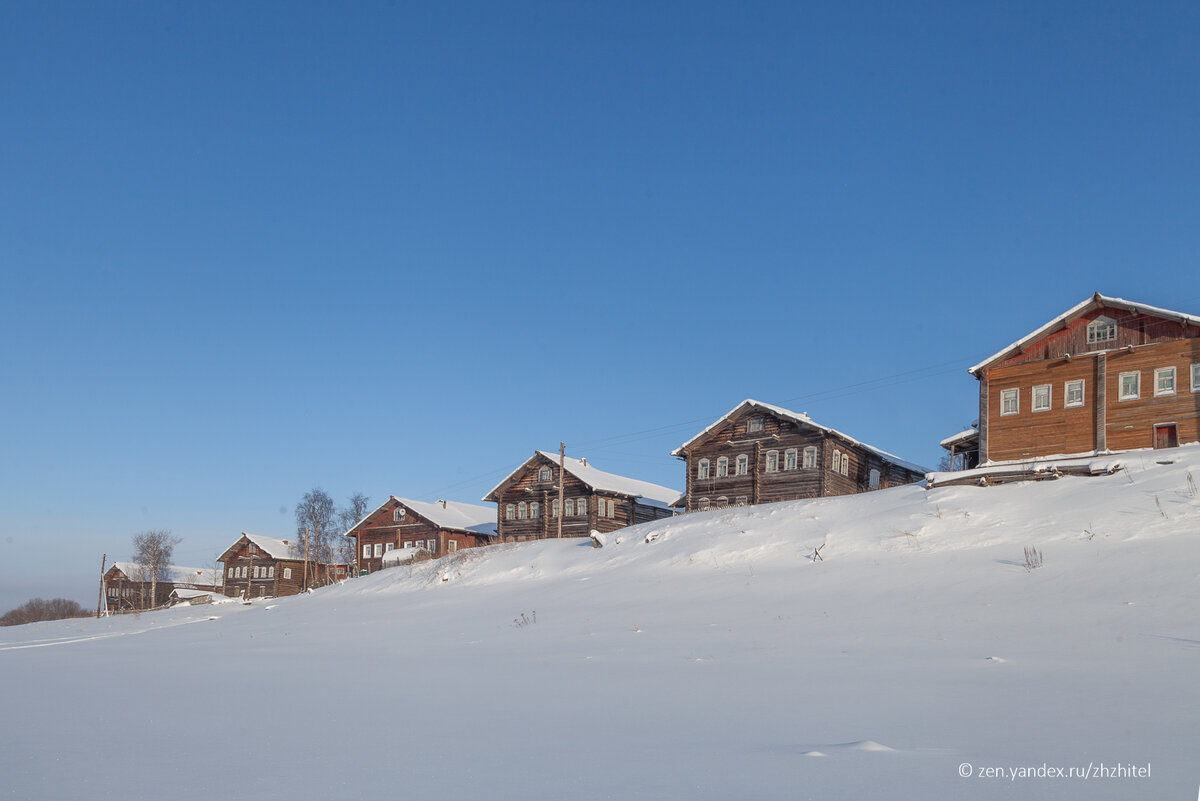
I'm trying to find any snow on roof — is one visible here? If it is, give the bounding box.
[238,533,304,561]
[671,399,928,474]
[390,497,498,536]
[939,427,979,449]
[484,453,681,507]
[968,293,1200,376]
[108,563,221,586]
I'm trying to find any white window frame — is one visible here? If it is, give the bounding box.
[1032,384,1051,412]
[393,507,405,522]
[551,498,559,518]
[373,544,383,558]
[606,499,615,518]
[1154,366,1176,397]
[505,504,514,520]
[765,450,779,473]
[1119,371,1140,401]
[577,497,587,515]
[447,540,457,552]
[747,417,764,433]
[1193,363,1200,392]
[697,497,710,511]
[841,453,850,476]
[530,502,540,518]
[403,540,413,549]
[1064,379,1085,408]
[697,458,710,479]
[1086,315,1117,344]
[869,468,881,489]
[517,502,527,520]
[283,567,292,580]
[831,449,841,471]
[385,542,394,551]
[267,566,275,579]
[735,454,748,475]
[802,446,817,469]
[716,496,728,508]
[1000,388,1019,416]
[735,496,748,506]
[784,449,797,470]
[716,456,728,477]
[538,467,552,482]
[565,498,574,517]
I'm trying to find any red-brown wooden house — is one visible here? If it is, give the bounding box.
[218,533,348,599]
[344,496,498,575]
[103,562,222,611]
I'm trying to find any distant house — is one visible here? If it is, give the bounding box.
[969,293,1200,463]
[483,452,678,542]
[218,533,348,599]
[344,496,498,575]
[103,562,222,611]
[939,424,980,471]
[671,399,926,512]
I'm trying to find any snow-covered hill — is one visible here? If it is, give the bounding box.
[3,447,1199,800]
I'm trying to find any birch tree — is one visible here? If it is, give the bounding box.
[131,530,181,609]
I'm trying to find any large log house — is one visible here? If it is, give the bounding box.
[344,496,498,575]
[671,399,926,512]
[218,532,347,599]
[102,562,222,611]
[483,452,678,542]
[968,293,1200,463]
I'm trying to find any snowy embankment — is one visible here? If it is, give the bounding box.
[3,447,1199,800]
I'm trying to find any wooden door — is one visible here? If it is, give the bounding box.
[1154,424,1178,449]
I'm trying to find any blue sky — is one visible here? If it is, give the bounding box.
[3,1,1199,611]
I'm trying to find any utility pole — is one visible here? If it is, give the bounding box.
[96,553,107,618]
[557,442,565,539]
[303,525,310,592]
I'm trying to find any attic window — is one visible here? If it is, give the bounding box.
[1086,316,1117,345]
[538,467,552,483]
[393,507,406,522]
[747,417,764,433]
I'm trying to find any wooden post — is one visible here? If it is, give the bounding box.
[96,553,107,618]
[303,526,310,592]
[244,550,255,602]
[1095,352,1107,452]
[557,442,565,539]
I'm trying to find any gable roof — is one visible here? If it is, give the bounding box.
[671,399,928,474]
[345,496,497,538]
[218,533,304,563]
[483,452,680,508]
[107,563,222,587]
[968,292,1200,376]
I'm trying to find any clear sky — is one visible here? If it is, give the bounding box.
[3,1,1198,612]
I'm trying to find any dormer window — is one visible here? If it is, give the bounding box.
[747,417,764,433]
[393,507,406,522]
[538,467,553,483]
[1086,315,1117,346]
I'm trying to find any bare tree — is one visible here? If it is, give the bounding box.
[337,492,372,574]
[1,598,88,626]
[296,488,338,587]
[132,530,181,609]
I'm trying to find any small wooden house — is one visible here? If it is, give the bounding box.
[218,533,348,599]
[969,293,1200,463]
[671,399,926,512]
[103,562,222,611]
[344,496,498,575]
[483,452,679,542]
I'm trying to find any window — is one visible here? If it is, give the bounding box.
[784,449,797,470]
[530,502,540,518]
[802,446,817,469]
[393,507,405,522]
[697,498,710,511]
[832,449,841,471]
[385,542,394,551]
[538,466,552,482]
[1154,367,1176,396]
[765,450,779,473]
[1065,379,1085,408]
[716,456,728,477]
[564,499,574,516]
[735,454,748,475]
[747,417,764,433]
[716,496,728,508]
[551,498,560,517]
[869,468,880,489]
[697,458,710,479]
[267,566,275,578]
[1000,388,1019,415]
[505,504,515,520]
[403,540,413,549]
[1119,371,1140,401]
[1086,315,1117,345]
[228,567,234,578]
[841,453,850,475]
[373,544,383,557]
[252,566,261,579]
[1032,384,1051,412]
[283,567,292,580]
[577,497,587,515]
[735,496,748,506]
[1193,363,1200,392]
[448,540,457,552]
[517,502,527,519]
[601,498,615,518]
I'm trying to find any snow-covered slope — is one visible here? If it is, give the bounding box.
[3,447,1199,800]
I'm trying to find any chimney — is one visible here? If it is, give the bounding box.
[581,457,588,466]
[439,499,447,509]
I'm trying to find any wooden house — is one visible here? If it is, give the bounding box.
[969,293,1200,463]
[483,452,678,542]
[344,496,498,575]
[671,399,926,512]
[103,562,222,611]
[218,533,348,599]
